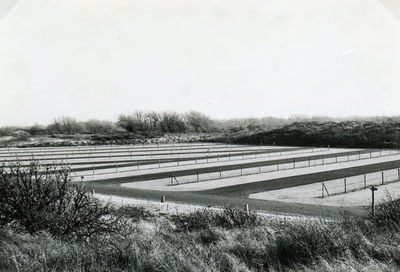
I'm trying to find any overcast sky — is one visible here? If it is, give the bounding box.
[0,0,399,127]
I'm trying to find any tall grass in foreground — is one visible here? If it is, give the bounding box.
[2,201,400,272]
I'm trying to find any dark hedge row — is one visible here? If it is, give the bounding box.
[232,121,400,149]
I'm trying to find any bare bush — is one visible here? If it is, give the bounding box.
[0,160,114,240]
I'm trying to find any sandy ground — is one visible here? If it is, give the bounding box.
[73,148,358,180]
[250,180,400,207]
[119,154,400,192]
[94,193,316,220]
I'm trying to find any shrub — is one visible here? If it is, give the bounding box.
[0,160,115,240]
[174,206,262,232]
[371,193,400,231]
[219,206,262,229]
[173,208,218,232]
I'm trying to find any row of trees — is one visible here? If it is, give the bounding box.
[1,111,286,136]
[1,112,400,137]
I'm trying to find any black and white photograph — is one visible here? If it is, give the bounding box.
[0,0,400,271]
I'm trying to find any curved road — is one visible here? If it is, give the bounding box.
[87,159,400,217]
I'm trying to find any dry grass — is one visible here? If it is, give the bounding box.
[2,199,400,272]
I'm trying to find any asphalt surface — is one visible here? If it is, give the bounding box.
[87,159,400,217]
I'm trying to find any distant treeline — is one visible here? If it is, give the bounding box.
[1,112,400,148]
[1,110,291,136]
[231,121,400,149]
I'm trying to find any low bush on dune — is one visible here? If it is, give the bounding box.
[1,160,400,271]
[0,160,120,240]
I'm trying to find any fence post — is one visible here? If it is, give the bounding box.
[259,163,261,173]
[371,185,378,216]
[344,179,347,193]
[197,171,199,182]
[93,165,95,175]
[116,163,118,173]
[335,154,338,163]
[308,157,311,167]
[322,156,324,165]
[382,172,384,185]
[137,161,139,170]
[322,183,330,198]
[244,204,249,214]
[219,167,222,179]
[364,175,367,189]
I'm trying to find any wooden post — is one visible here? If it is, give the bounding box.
[277,161,279,171]
[370,185,378,216]
[244,204,249,214]
[219,167,222,179]
[197,171,199,182]
[382,171,384,185]
[322,183,330,198]
[161,196,166,203]
[93,165,95,175]
[259,163,261,173]
[322,156,324,165]
[137,161,139,170]
[308,157,311,167]
[335,154,337,163]
[115,163,118,173]
[344,179,347,193]
[364,175,367,189]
